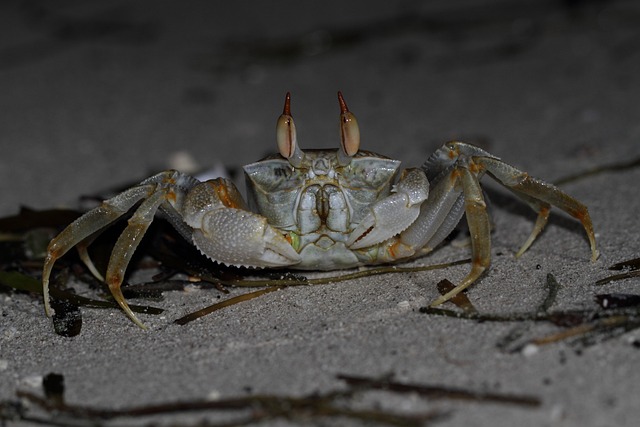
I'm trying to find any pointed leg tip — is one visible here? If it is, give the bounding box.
[514,244,529,259]
[126,309,148,330]
[430,296,446,307]
[112,287,148,329]
[124,306,148,330]
[137,321,149,330]
[42,283,53,318]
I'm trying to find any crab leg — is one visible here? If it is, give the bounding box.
[76,233,106,282]
[424,141,598,306]
[42,184,156,318]
[393,174,465,257]
[506,193,550,258]
[103,191,166,329]
[429,165,492,306]
[43,170,200,328]
[478,156,598,261]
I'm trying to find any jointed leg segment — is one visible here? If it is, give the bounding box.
[479,156,598,261]
[429,162,492,306]
[42,184,157,319]
[414,142,597,307]
[42,171,196,329]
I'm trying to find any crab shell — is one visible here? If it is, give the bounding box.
[244,149,401,269]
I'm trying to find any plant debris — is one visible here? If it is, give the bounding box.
[0,371,542,426]
[423,273,640,352]
[596,255,640,285]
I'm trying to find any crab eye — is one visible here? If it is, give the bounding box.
[337,91,360,166]
[277,92,304,168]
[276,113,296,158]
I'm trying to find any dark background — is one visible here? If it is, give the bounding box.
[1,1,639,426]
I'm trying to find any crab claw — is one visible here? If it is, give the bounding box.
[193,208,301,268]
[182,178,301,268]
[347,168,429,249]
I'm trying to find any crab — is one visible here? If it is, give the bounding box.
[42,92,598,329]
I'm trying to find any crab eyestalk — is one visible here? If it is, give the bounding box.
[277,92,305,168]
[337,91,360,166]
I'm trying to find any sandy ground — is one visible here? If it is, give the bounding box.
[1,1,640,426]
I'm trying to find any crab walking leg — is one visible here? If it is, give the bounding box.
[42,185,156,317]
[76,233,106,282]
[77,175,198,282]
[392,172,465,259]
[507,193,551,258]
[384,140,495,259]
[103,191,166,329]
[479,157,598,261]
[430,166,492,306]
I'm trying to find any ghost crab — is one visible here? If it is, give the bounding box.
[42,92,598,329]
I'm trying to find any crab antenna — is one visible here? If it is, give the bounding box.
[337,91,360,166]
[277,92,304,168]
